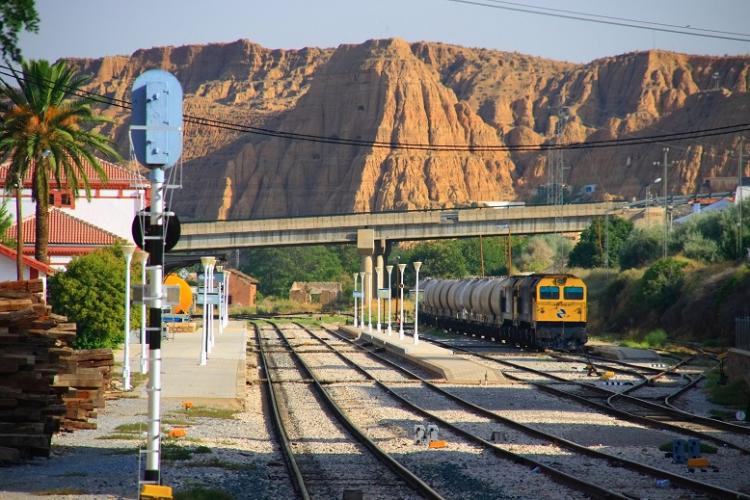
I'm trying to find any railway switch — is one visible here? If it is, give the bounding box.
[427,424,439,442]
[672,439,688,464]
[414,424,426,444]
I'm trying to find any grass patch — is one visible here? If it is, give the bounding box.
[194,445,213,454]
[162,417,192,426]
[658,441,718,454]
[162,443,194,461]
[174,485,234,500]
[96,433,141,440]
[114,423,144,433]
[172,406,238,419]
[34,488,87,496]
[187,457,256,471]
[53,471,88,477]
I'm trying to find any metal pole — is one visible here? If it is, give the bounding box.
[200,257,211,366]
[398,264,406,340]
[144,168,165,483]
[359,272,366,330]
[216,265,223,338]
[208,262,214,351]
[138,252,148,374]
[122,244,135,391]
[663,147,669,259]
[223,272,230,327]
[352,273,358,328]
[413,262,422,345]
[386,265,393,336]
[376,267,382,334]
[739,137,745,258]
[367,270,373,333]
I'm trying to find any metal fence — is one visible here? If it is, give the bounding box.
[737,317,750,350]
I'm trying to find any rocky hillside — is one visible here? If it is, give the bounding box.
[65,38,750,220]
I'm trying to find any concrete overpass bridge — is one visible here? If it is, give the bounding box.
[173,202,628,302]
[174,202,627,253]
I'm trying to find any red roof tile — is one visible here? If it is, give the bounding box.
[6,208,124,247]
[0,243,56,274]
[0,157,147,189]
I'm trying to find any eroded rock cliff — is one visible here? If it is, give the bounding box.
[66,39,750,219]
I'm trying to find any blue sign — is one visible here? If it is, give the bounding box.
[131,70,183,168]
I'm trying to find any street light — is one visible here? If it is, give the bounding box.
[208,258,217,351]
[352,272,359,328]
[135,251,149,374]
[413,261,422,346]
[398,263,406,340]
[375,266,382,334]
[199,256,214,366]
[216,264,224,339]
[647,178,662,208]
[358,272,365,331]
[122,243,136,391]
[386,265,393,336]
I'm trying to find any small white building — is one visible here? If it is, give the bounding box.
[0,157,149,242]
[0,243,55,281]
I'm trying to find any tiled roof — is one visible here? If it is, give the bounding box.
[226,268,259,284]
[0,157,147,188]
[6,208,124,247]
[0,243,56,274]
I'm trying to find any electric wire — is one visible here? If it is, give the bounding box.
[446,0,750,43]
[1,65,749,154]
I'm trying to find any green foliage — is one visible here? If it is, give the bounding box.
[48,245,140,349]
[174,485,234,500]
[643,329,668,348]
[618,227,662,269]
[682,231,720,262]
[659,441,717,454]
[242,245,356,297]
[637,258,687,310]
[671,199,750,261]
[0,200,13,246]
[568,216,633,268]
[0,0,39,62]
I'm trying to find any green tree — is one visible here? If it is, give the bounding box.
[568,216,633,268]
[0,0,39,63]
[637,257,687,310]
[48,246,140,349]
[618,227,662,269]
[0,60,121,263]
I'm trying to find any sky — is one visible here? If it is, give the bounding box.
[17,0,750,64]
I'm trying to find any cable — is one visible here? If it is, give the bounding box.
[446,0,750,43]
[2,65,748,153]
[477,0,750,39]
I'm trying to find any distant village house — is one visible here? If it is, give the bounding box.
[289,282,342,306]
[226,268,258,307]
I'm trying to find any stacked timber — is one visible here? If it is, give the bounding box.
[0,279,114,464]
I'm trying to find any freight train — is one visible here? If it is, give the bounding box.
[420,274,588,350]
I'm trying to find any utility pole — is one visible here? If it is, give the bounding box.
[654,147,673,259]
[739,136,746,259]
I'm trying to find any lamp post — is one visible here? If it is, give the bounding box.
[375,266,382,334]
[122,243,136,391]
[398,264,406,340]
[386,265,393,336]
[647,178,662,208]
[216,265,224,338]
[352,272,359,328]
[199,256,213,366]
[366,270,373,333]
[136,251,149,374]
[359,272,366,331]
[413,262,422,345]
[208,259,217,351]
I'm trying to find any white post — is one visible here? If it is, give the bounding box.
[398,263,406,340]
[122,243,136,391]
[359,272,366,331]
[200,257,212,366]
[208,259,216,351]
[386,265,393,336]
[376,267,382,334]
[366,270,373,333]
[223,271,230,327]
[413,261,422,345]
[352,272,359,328]
[137,251,148,374]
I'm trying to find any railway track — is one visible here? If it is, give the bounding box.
[287,321,750,499]
[254,322,441,499]
[422,332,750,453]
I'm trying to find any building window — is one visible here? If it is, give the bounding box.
[49,190,74,208]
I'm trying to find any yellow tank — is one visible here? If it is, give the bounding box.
[164,274,193,314]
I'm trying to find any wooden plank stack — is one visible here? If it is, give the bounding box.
[0,279,114,464]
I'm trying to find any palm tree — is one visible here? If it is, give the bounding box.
[0,59,121,266]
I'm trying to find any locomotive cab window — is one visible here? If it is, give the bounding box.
[564,286,584,300]
[539,286,560,300]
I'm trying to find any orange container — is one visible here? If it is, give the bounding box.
[687,457,709,468]
[428,440,447,449]
[168,428,187,438]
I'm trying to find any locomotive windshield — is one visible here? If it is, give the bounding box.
[564,286,584,300]
[539,286,560,300]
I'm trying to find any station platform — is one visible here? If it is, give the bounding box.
[121,320,248,409]
[337,325,505,385]
[589,345,660,361]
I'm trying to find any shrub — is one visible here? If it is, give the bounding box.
[48,245,140,349]
[637,258,687,310]
[618,228,662,269]
[682,231,720,263]
[643,328,668,348]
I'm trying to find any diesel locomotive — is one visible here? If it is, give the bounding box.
[420,274,588,350]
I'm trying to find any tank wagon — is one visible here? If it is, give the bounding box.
[420,274,587,350]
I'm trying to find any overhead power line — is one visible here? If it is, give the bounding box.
[446,0,750,43]
[1,64,748,153]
